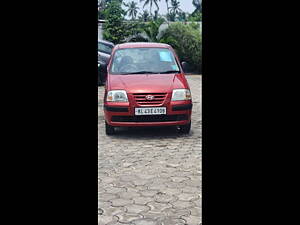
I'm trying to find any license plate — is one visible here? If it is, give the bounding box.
[135,107,166,115]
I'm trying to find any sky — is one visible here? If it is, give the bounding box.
[123,0,197,15]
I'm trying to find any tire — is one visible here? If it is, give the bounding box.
[179,121,191,134]
[98,74,103,86]
[105,122,115,135]
[98,73,106,86]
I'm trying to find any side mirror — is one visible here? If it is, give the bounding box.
[181,61,189,73]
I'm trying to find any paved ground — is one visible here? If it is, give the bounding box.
[98,75,202,225]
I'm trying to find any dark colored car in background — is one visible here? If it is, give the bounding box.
[98,40,114,85]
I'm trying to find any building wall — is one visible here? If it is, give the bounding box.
[98,23,103,40]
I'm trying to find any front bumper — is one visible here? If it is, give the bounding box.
[104,101,192,127]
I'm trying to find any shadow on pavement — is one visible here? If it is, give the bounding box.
[109,126,194,140]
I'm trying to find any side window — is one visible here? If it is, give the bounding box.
[99,43,113,55]
[111,51,123,72]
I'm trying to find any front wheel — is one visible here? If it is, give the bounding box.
[105,122,115,135]
[98,74,104,86]
[179,122,191,134]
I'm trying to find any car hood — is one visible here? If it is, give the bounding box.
[108,73,186,93]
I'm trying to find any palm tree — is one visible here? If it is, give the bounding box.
[142,18,165,42]
[139,10,150,22]
[124,1,139,20]
[98,0,106,19]
[177,11,186,22]
[169,0,182,16]
[165,0,170,16]
[140,0,160,16]
[192,0,202,13]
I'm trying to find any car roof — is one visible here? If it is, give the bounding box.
[115,42,171,49]
[98,40,114,46]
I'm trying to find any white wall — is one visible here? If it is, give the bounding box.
[98,23,103,40]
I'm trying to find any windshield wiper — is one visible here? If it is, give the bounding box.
[118,70,181,75]
[157,70,180,74]
[119,71,158,75]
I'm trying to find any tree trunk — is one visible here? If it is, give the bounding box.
[166,1,169,14]
[166,1,169,23]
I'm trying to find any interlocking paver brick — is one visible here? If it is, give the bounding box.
[132,218,159,225]
[147,201,173,213]
[116,213,143,223]
[99,75,202,224]
[125,204,150,214]
[133,196,153,205]
[111,198,133,207]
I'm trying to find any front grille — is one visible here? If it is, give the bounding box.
[111,114,188,122]
[133,93,167,106]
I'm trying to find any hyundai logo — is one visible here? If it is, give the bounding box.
[145,95,154,100]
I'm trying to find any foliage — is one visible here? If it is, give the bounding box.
[190,0,202,21]
[98,0,106,19]
[124,1,139,20]
[140,0,160,16]
[103,0,128,44]
[188,11,202,22]
[192,0,202,13]
[124,21,147,41]
[167,12,176,22]
[138,10,150,22]
[100,0,202,74]
[165,0,182,22]
[177,11,187,22]
[160,22,202,73]
[169,0,182,15]
[140,18,165,42]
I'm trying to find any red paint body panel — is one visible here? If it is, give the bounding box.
[103,42,192,127]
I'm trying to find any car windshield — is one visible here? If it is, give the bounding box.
[98,42,113,55]
[110,47,180,75]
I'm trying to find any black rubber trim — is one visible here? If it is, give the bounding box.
[172,104,193,111]
[104,106,129,112]
[111,114,188,122]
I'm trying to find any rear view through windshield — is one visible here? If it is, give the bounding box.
[110,48,180,75]
[98,42,113,55]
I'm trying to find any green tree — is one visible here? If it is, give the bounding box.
[192,0,202,13]
[103,0,127,44]
[124,1,139,20]
[98,0,106,19]
[138,10,150,22]
[189,0,202,22]
[177,11,186,22]
[160,22,202,73]
[188,11,202,21]
[153,10,159,20]
[164,0,170,20]
[169,0,182,16]
[141,17,164,42]
[140,0,160,16]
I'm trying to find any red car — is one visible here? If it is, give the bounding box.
[103,42,192,135]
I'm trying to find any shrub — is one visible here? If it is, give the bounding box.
[103,0,127,44]
[103,0,146,44]
[160,22,202,73]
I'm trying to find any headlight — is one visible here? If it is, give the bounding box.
[171,89,192,101]
[106,90,128,102]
